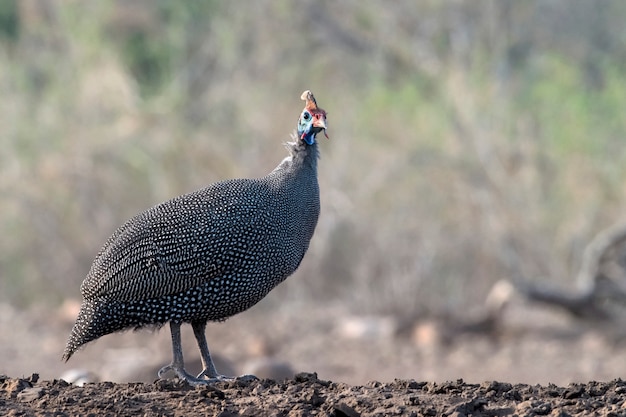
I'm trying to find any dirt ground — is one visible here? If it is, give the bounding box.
[3,372,626,416]
[3,294,626,416]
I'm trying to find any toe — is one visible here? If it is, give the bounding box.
[196,369,218,380]
[158,364,174,378]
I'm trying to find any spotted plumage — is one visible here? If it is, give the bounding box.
[63,91,329,384]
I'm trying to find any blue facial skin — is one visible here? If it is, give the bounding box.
[298,110,317,145]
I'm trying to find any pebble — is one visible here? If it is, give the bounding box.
[17,387,44,402]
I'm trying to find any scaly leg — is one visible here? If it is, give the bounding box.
[192,320,258,383]
[192,320,230,380]
[158,321,208,385]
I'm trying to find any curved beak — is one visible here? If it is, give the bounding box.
[313,117,326,130]
[313,116,329,139]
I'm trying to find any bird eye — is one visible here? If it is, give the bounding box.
[303,112,310,120]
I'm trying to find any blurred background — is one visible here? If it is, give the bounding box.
[3,0,626,385]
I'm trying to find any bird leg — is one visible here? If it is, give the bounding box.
[191,320,232,381]
[191,321,259,383]
[158,321,208,385]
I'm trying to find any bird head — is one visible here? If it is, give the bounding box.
[297,90,328,145]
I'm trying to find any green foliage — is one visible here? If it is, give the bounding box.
[521,56,601,155]
[0,0,18,42]
[3,1,626,315]
[118,30,169,97]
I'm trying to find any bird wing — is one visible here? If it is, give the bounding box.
[80,181,274,302]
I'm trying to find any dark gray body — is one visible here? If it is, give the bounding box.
[63,139,319,360]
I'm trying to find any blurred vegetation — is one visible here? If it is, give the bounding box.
[2,0,626,316]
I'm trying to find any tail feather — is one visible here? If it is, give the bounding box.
[62,299,126,362]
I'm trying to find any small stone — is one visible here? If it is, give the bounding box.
[294,372,318,383]
[564,386,585,399]
[17,387,44,402]
[334,402,360,417]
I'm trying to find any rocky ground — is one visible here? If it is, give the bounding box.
[2,372,626,416]
[3,294,626,416]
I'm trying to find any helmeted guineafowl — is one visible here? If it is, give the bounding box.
[63,90,329,385]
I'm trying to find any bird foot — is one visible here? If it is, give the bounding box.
[159,364,258,386]
[196,369,258,383]
[158,363,211,386]
[235,374,259,383]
